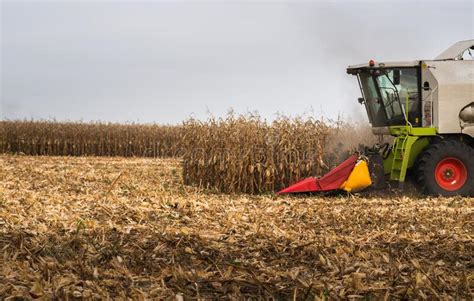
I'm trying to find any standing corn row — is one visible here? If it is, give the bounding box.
[0,121,182,157]
[181,114,332,194]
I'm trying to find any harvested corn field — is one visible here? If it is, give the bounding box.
[0,155,472,300]
[0,121,182,157]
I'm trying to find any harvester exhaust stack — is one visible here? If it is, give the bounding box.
[277,154,371,194]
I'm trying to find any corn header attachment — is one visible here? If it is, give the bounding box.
[277,154,374,195]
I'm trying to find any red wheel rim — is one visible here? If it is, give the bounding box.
[435,157,467,191]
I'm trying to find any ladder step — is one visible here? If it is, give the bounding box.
[391,135,410,183]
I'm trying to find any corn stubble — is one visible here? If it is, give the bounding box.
[0,155,472,300]
[181,114,331,193]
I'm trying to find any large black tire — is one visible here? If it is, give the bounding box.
[416,140,474,197]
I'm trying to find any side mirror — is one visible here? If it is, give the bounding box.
[358,97,365,104]
[393,69,401,85]
[423,81,430,91]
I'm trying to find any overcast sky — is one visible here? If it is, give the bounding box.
[1,0,473,124]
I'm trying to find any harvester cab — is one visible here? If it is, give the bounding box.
[278,40,474,196]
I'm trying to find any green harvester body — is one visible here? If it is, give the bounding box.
[383,126,437,183]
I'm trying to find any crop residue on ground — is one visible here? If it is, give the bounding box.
[0,155,472,299]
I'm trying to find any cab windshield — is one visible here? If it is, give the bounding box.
[358,67,420,127]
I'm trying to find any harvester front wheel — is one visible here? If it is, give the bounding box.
[416,140,474,196]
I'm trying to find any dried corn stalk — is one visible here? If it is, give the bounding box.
[181,113,331,193]
[0,120,182,158]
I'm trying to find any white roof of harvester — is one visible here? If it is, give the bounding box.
[347,60,419,69]
[347,39,474,69]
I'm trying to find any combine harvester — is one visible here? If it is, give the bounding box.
[278,40,474,197]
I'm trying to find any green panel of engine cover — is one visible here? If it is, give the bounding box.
[406,137,430,168]
[389,126,437,137]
